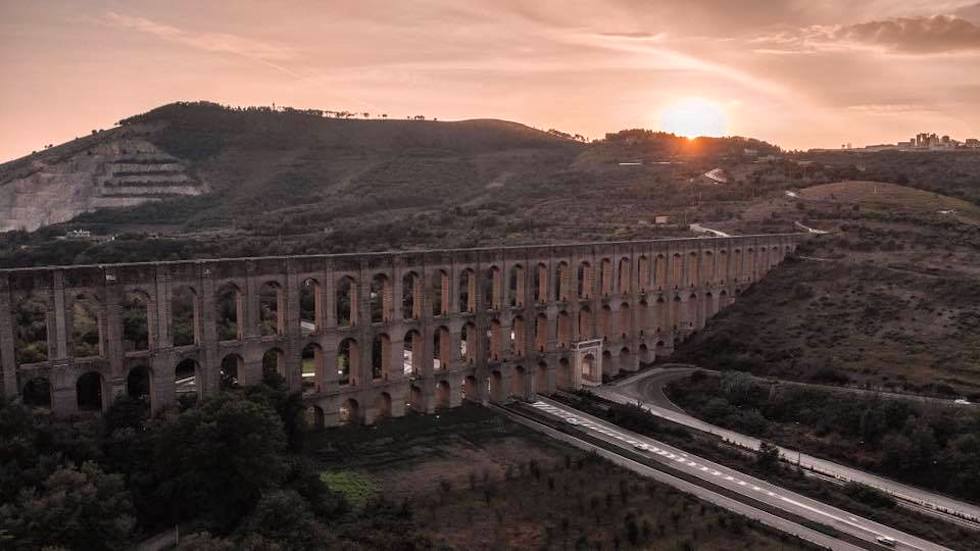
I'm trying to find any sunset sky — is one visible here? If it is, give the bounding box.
[2,0,980,162]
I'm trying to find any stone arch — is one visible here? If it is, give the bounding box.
[599,258,613,296]
[402,271,422,320]
[534,262,549,304]
[409,384,425,412]
[578,306,593,339]
[556,261,571,301]
[459,268,476,313]
[371,333,391,380]
[262,347,285,380]
[558,357,572,389]
[126,365,152,409]
[122,290,150,353]
[301,343,324,393]
[215,283,243,341]
[602,350,613,378]
[435,380,452,409]
[220,353,243,390]
[511,316,527,357]
[374,392,392,421]
[175,358,200,403]
[557,310,572,348]
[258,281,284,337]
[655,340,667,356]
[509,264,526,307]
[619,346,634,373]
[577,261,594,299]
[639,343,653,364]
[484,266,502,310]
[462,375,479,402]
[687,252,700,288]
[489,319,503,361]
[432,269,450,316]
[70,291,102,358]
[671,295,682,330]
[599,305,613,340]
[618,257,631,294]
[654,254,667,290]
[370,273,392,323]
[656,295,668,333]
[14,292,48,364]
[704,251,715,284]
[336,275,357,327]
[76,371,105,412]
[171,285,199,346]
[619,302,631,339]
[534,313,549,352]
[299,278,321,336]
[671,253,683,289]
[719,250,729,283]
[403,330,421,376]
[461,322,476,364]
[306,405,325,430]
[339,398,359,426]
[638,255,651,292]
[337,338,358,386]
[490,370,504,401]
[511,365,527,398]
[534,361,549,394]
[22,377,51,409]
[433,325,451,370]
[582,353,598,381]
[638,298,650,335]
[705,291,717,318]
[686,293,699,329]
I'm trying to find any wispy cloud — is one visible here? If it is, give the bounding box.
[754,15,980,54]
[104,11,301,77]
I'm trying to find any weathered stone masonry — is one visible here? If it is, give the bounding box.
[0,234,801,425]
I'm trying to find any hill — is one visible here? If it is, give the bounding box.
[0,101,794,266]
[672,180,980,397]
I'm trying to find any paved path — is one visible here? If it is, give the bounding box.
[599,368,980,526]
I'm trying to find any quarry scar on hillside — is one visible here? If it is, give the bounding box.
[1,234,801,424]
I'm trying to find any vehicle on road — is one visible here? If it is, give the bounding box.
[875,535,896,547]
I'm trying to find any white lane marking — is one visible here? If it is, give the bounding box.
[530,401,918,549]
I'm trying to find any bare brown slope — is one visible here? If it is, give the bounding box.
[673,181,980,397]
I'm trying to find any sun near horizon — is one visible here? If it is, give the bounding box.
[658,98,730,139]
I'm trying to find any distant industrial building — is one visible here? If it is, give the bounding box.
[816,132,980,152]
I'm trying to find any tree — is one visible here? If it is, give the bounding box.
[757,441,780,471]
[237,490,324,550]
[152,394,287,530]
[0,462,135,550]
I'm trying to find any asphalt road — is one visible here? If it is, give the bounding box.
[599,368,980,526]
[518,397,948,551]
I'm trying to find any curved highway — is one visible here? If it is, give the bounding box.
[597,368,980,526]
[512,397,949,551]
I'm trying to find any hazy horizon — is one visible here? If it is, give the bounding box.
[3,0,980,162]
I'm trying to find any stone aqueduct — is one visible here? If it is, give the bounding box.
[1,234,800,425]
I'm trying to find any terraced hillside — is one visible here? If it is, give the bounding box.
[0,130,205,232]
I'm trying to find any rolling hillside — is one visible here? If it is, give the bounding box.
[0,101,792,266]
